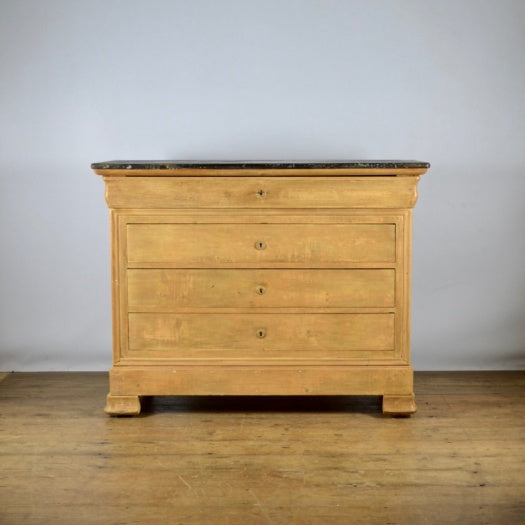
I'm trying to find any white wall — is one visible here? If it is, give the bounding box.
[1,0,524,371]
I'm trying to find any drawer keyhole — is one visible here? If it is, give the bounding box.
[256,286,266,295]
[256,329,266,339]
[255,241,266,250]
[256,189,266,197]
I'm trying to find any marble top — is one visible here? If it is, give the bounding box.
[91,160,430,170]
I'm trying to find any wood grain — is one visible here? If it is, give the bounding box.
[1,372,523,524]
[127,268,395,309]
[126,223,396,266]
[95,166,420,416]
[104,176,419,208]
[109,365,413,397]
[127,312,395,358]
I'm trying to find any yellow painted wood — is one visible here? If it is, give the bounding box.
[104,394,141,415]
[110,209,123,366]
[127,313,395,359]
[113,209,408,219]
[382,394,417,415]
[109,365,413,397]
[118,356,410,367]
[126,223,396,266]
[93,164,425,416]
[104,176,419,208]
[128,268,395,309]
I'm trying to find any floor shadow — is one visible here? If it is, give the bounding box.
[140,395,384,417]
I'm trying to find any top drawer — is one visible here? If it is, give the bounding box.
[104,176,418,209]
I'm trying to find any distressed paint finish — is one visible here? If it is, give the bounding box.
[127,268,395,309]
[93,160,429,415]
[103,176,420,208]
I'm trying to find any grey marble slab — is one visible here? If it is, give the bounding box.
[91,160,430,170]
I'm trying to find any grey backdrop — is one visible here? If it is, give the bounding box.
[1,0,524,371]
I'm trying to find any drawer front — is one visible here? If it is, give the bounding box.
[128,313,395,359]
[127,223,395,266]
[105,176,419,209]
[128,269,395,309]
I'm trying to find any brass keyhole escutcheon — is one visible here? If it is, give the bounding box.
[256,189,266,197]
[255,241,266,250]
[256,286,266,295]
[256,329,266,339]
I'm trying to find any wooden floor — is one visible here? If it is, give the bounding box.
[1,372,524,524]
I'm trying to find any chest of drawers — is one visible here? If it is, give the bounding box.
[92,160,429,416]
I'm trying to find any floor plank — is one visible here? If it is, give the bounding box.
[0,371,524,524]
